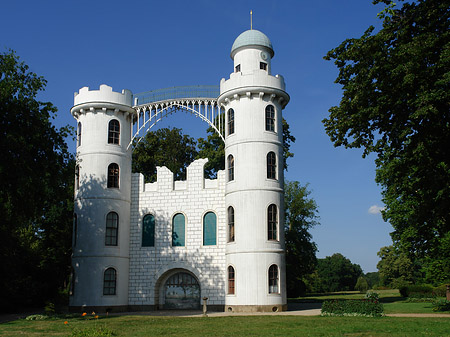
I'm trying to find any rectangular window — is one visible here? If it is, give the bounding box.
[142,214,155,247]
[235,64,241,72]
[260,62,267,70]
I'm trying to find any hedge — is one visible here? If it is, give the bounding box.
[399,284,434,298]
[321,299,384,317]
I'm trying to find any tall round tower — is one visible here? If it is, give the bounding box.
[218,29,290,312]
[70,84,134,312]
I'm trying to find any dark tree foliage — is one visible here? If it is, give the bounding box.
[315,253,363,292]
[132,127,198,183]
[323,0,450,274]
[284,181,319,297]
[0,50,74,310]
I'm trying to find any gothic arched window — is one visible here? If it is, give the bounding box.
[203,212,217,246]
[172,213,185,247]
[77,122,82,147]
[228,266,235,295]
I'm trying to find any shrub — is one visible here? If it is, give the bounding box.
[355,276,369,292]
[364,291,379,301]
[399,284,433,298]
[432,284,448,297]
[432,299,450,312]
[25,314,49,321]
[321,299,383,317]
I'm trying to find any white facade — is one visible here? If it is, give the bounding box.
[70,29,289,312]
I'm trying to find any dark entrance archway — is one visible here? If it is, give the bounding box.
[163,272,200,309]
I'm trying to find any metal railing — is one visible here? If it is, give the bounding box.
[133,85,220,105]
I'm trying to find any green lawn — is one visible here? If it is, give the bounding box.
[1,315,450,337]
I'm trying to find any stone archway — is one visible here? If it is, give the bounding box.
[156,269,201,310]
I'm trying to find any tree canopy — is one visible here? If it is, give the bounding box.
[284,181,319,297]
[323,0,450,278]
[0,50,74,309]
[132,127,198,183]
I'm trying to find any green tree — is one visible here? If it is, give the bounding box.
[364,272,380,289]
[284,181,319,297]
[323,1,450,270]
[0,50,74,309]
[132,127,198,182]
[355,276,370,293]
[314,253,363,292]
[376,245,417,287]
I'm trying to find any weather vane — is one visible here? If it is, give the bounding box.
[250,10,253,30]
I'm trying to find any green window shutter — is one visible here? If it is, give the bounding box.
[142,214,155,247]
[172,213,185,246]
[203,212,217,246]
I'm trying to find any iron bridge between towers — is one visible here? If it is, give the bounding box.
[129,85,224,150]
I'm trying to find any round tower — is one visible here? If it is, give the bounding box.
[70,84,134,312]
[218,29,290,312]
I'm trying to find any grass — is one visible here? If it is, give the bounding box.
[1,315,450,337]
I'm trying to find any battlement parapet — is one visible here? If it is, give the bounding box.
[132,158,225,193]
[74,84,133,107]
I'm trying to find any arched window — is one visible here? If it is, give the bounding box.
[228,206,235,242]
[75,165,80,190]
[105,212,118,246]
[73,213,77,247]
[265,105,275,132]
[203,212,217,246]
[268,264,279,294]
[77,122,82,147]
[107,163,119,188]
[227,154,234,181]
[228,266,235,295]
[108,119,120,144]
[268,204,278,241]
[103,268,116,295]
[142,214,155,247]
[172,213,185,246]
[227,108,234,135]
[267,152,276,179]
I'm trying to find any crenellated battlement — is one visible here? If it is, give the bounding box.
[74,84,133,107]
[132,158,225,193]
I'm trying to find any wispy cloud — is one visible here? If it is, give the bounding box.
[368,205,385,215]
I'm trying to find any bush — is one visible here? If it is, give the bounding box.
[399,284,433,297]
[432,284,448,297]
[355,276,369,292]
[432,299,450,312]
[321,299,383,317]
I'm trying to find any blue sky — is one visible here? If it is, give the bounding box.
[1,0,394,272]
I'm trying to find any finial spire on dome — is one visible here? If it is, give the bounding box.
[250,10,253,30]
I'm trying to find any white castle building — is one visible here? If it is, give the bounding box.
[70,28,290,312]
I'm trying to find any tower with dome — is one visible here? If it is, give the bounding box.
[70,28,290,313]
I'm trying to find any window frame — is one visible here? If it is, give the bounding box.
[267,152,276,180]
[75,165,80,190]
[142,214,156,247]
[108,119,120,145]
[203,211,217,246]
[235,64,241,72]
[228,266,235,295]
[105,211,119,246]
[172,213,186,247]
[260,62,267,70]
[268,264,279,294]
[107,163,119,188]
[227,108,235,135]
[268,204,278,241]
[103,267,117,295]
[227,154,234,182]
[265,105,275,132]
[227,206,235,243]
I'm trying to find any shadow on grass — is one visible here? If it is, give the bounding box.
[380,296,407,303]
[287,302,322,311]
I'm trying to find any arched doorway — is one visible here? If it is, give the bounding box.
[163,272,200,309]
